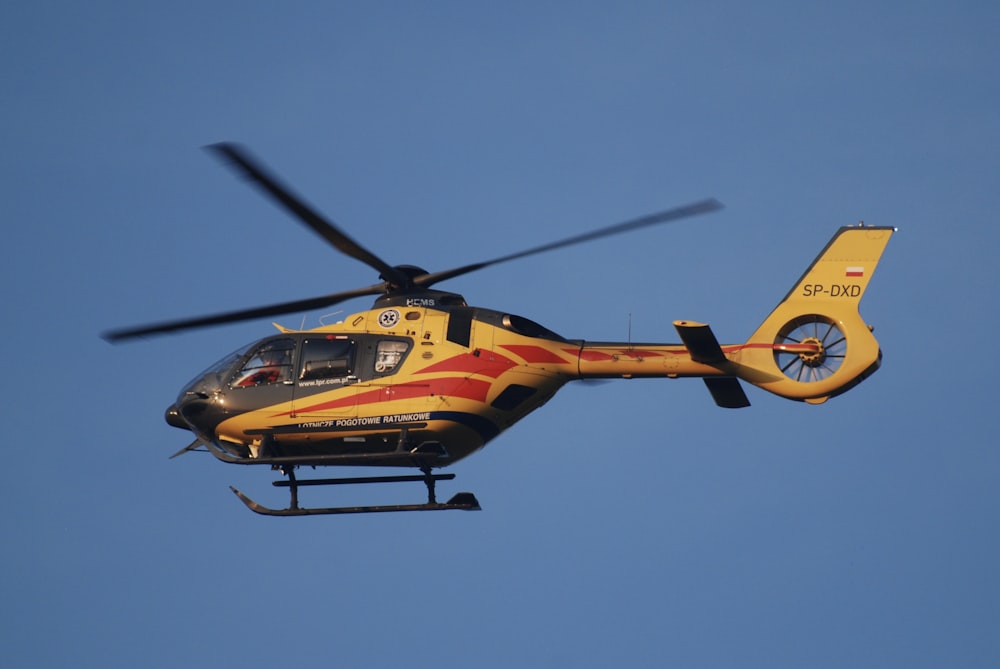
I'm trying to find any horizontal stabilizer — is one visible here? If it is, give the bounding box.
[703,377,751,408]
[674,320,726,363]
[674,321,748,407]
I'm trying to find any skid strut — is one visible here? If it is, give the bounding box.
[229,465,481,516]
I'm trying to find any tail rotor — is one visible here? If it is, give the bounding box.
[773,314,847,384]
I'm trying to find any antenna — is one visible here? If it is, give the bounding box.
[627,312,632,351]
[319,311,344,326]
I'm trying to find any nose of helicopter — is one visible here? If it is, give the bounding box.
[169,387,227,437]
[165,403,188,429]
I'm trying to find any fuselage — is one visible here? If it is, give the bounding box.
[170,302,736,467]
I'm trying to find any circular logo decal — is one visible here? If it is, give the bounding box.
[377,309,400,329]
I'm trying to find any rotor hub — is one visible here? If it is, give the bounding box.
[380,264,429,289]
[798,337,826,367]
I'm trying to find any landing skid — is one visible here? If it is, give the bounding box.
[229,468,481,516]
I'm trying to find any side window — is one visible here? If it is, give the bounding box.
[374,340,409,374]
[299,337,355,385]
[232,338,295,388]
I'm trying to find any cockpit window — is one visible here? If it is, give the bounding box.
[375,340,409,373]
[232,338,295,388]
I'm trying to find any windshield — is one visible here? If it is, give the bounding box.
[182,341,257,389]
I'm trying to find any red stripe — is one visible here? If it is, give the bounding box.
[575,347,678,361]
[273,377,493,416]
[620,349,665,358]
[358,378,492,405]
[573,348,612,362]
[500,344,570,364]
[415,350,518,378]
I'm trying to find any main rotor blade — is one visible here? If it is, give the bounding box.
[414,198,723,288]
[207,143,409,286]
[102,283,386,342]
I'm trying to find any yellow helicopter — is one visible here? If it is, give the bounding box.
[104,144,895,516]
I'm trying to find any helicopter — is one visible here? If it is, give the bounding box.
[104,143,895,516]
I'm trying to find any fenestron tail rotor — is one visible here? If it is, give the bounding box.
[773,315,847,383]
[103,143,723,342]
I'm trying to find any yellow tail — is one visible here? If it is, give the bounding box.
[736,224,896,404]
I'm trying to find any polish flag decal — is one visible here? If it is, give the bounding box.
[845,266,864,277]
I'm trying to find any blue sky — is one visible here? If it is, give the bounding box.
[3,2,999,667]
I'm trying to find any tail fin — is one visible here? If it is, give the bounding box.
[737,224,895,404]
